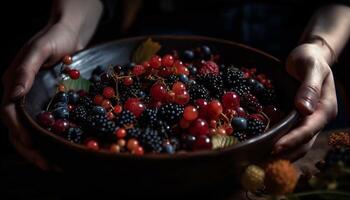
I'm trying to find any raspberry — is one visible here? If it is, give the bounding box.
[241,165,265,191]
[198,61,219,75]
[132,64,145,76]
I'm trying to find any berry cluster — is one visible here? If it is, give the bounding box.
[36,45,283,155]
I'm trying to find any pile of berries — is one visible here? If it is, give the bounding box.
[36,45,283,155]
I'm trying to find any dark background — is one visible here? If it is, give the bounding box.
[0,1,349,198]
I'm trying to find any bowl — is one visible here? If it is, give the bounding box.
[17,35,299,194]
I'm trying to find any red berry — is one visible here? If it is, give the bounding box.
[127,139,139,151]
[225,126,234,135]
[173,60,184,68]
[172,82,186,94]
[132,146,144,155]
[52,119,69,134]
[209,120,217,128]
[175,90,190,105]
[142,61,150,69]
[62,55,73,65]
[101,99,112,109]
[150,83,167,101]
[149,55,162,69]
[189,118,209,136]
[69,69,80,80]
[132,65,145,76]
[166,91,176,102]
[85,139,99,150]
[110,144,121,153]
[113,105,123,114]
[158,66,174,77]
[123,77,134,86]
[176,65,189,76]
[124,98,145,118]
[179,118,191,129]
[94,95,104,105]
[37,111,55,128]
[183,106,198,121]
[162,54,174,67]
[115,128,127,139]
[222,92,240,110]
[107,111,115,120]
[236,107,246,117]
[192,135,212,150]
[198,61,219,75]
[207,100,223,120]
[102,87,115,99]
[217,128,226,135]
[195,99,208,118]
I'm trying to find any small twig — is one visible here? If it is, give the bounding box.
[260,111,270,131]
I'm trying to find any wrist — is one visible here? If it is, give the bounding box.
[303,35,337,65]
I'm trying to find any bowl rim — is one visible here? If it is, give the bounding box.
[17,35,299,160]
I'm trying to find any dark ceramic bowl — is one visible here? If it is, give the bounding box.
[17,36,298,194]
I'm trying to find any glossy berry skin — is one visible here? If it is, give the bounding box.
[149,55,162,69]
[52,119,69,134]
[62,55,73,65]
[113,105,123,114]
[94,95,104,105]
[193,135,212,150]
[231,117,247,131]
[188,66,197,76]
[115,128,127,139]
[101,99,112,109]
[37,111,55,128]
[183,106,198,121]
[85,139,99,150]
[207,100,223,120]
[91,106,106,116]
[182,50,195,61]
[176,66,190,76]
[103,87,115,99]
[174,90,190,105]
[189,118,209,136]
[163,143,175,154]
[178,74,189,83]
[53,92,69,103]
[124,98,145,118]
[127,139,139,151]
[52,107,69,119]
[150,83,167,101]
[132,65,145,76]
[236,107,246,117]
[132,146,144,155]
[222,92,240,110]
[68,69,80,80]
[172,82,186,94]
[110,144,121,153]
[123,77,134,86]
[162,54,174,67]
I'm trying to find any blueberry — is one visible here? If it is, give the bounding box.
[188,65,197,76]
[254,82,265,93]
[52,102,68,110]
[247,78,257,86]
[182,50,194,61]
[179,74,189,83]
[163,143,175,154]
[231,117,247,131]
[68,91,79,104]
[187,79,196,85]
[91,106,106,116]
[53,107,69,119]
[138,91,146,98]
[53,92,68,103]
[200,45,211,60]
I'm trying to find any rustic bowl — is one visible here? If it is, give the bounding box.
[17,35,299,195]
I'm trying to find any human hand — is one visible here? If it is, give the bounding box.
[1,0,103,170]
[273,42,338,161]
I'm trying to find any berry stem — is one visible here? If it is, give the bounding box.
[259,111,270,131]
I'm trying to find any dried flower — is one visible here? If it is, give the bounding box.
[241,165,265,191]
[265,160,298,195]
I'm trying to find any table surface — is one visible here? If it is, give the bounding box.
[1,128,348,200]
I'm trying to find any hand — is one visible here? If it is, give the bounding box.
[273,43,338,161]
[1,0,103,170]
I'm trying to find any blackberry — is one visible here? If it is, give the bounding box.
[139,109,158,127]
[66,127,83,144]
[324,146,350,168]
[258,88,277,105]
[140,127,163,153]
[79,96,93,109]
[116,110,136,127]
[158,103,184,125]
[127,128,142,139]
[119,78,141,103]
[228,83,251,97]
[165,74,179,87]
[89,81,108,96]
[241,93,263,113]
[156,120,172,138]
[233,131,248,142]
[71,106,88,123]
[246,118,266,137]
[222,66,245,87]
[188,83,210,102]
[196,74,224,99]
[88,114,116,140]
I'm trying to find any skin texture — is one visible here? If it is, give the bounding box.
[1,2,350,170]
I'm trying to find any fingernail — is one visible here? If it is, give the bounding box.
[303,100,315,113]
[11,85,24,100]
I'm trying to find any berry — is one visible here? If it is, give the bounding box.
[241,93,262,113]
[66,127,83,144]
[150,83,167,101]
[156,120,172,138]
[196,74,223,99]
[165,74,179,87]
[68,91,79,104]
[127,138,139,151]
[222,66,245,86]
[94,95,104,105]
[133,146,144,155]
[87,114,116,139]
[110,144,121,153]
[188,65,197,76]
[116,110,136,127]
[103,87,115,98]
[181,50,195,61]
[127,128,142,139]
[193,135,212,150]
[179,118,191,129]
[158,103,184,125]
[172,82,186,94]
[69,69,80,80]
[132,65,145,76]
[139,127,163,153]
[207,100,223,120]
[174,90,190,105]
[231,117,247,131]
[149,55,162,69]
[37,111,55,128]
[189,118,209,136]
[176,66,190,76]
[139,109,158,127]
[162,54,174,67]
[163,143,175,154]
[52,119,69,134]
[200,45,212,60]
[188,83,210,102]
[52,107,69,119]
[222,91,240,110]
[91,106,106,116]
[183,106,198,121]
[233,131,248,142]
[124,98,145,118]
[85,139,99,150]
[101,99,112,109]
[178,74,189,83]
[71,106,88,123]
[53,92,69,103]
[113,105,123,114]
[229,83,251,97]
[123,77,134,86]
[62,55,73,65]
[198,61,219,75]
[247,118,266,137]
[324,146,350,168]
[79,96,93,109]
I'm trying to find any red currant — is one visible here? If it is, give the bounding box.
[37,111,55,128]
[102,87,115,99]
[127,139,139,151]
[68,69,80,80]
[236,107,246,117]
[85,139,99,150]
[132,65,145,76]
[62,55,73,65]
[132,146,144,155]
[183,106,198,121]
[150,83,167,101]
[94,95,104,105]
[113,105,123,114]
[115,128,127,139]
[179,118,191,129]
[209,120,217,128]
[176,65,189,76]
[207,100,223,120]
[101,99,112,109]
[172,81,186,94]
[222,91,240,110]
[189,118,209,136]
[192,135,212,150]
[124,98,145,118]
[52,119,69,134]
[174,90,190,105]
[149,55,162,69]
[162,54,174,67]
[107,111,115,120]
[123,77,134,86]
[110,144,121,153]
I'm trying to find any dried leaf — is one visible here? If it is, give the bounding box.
[212,134,239,149]
[132,38,161,64]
